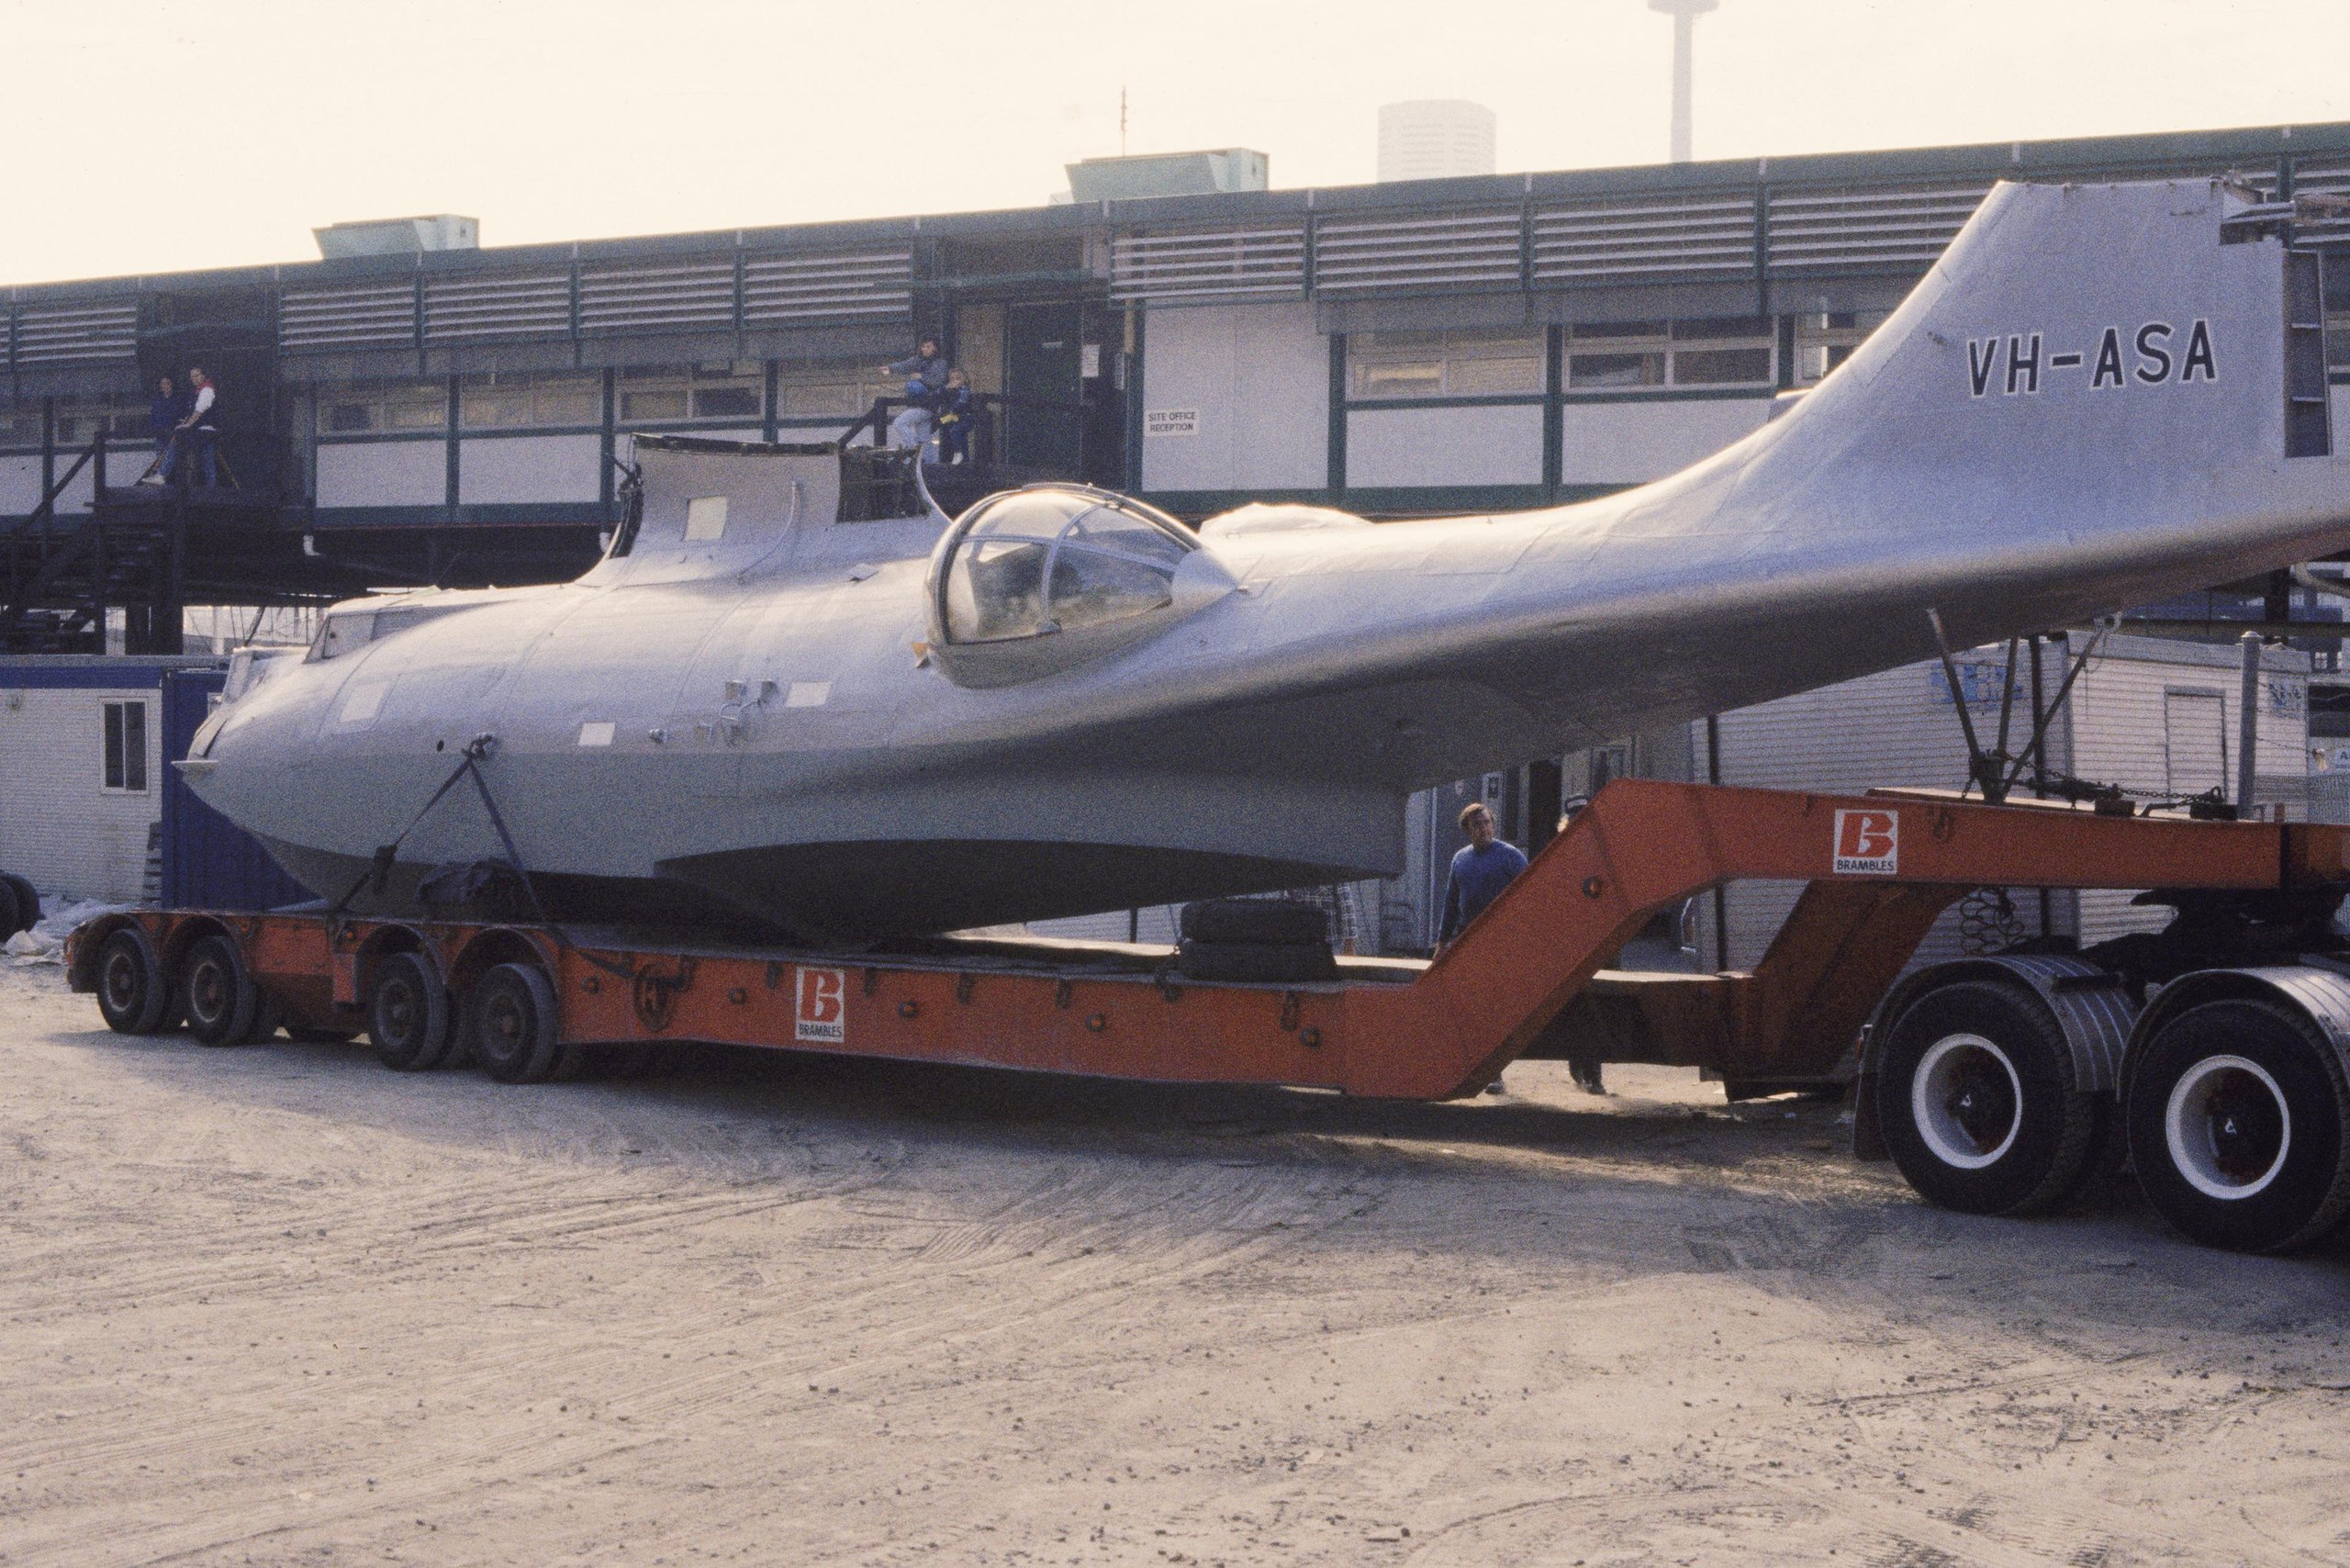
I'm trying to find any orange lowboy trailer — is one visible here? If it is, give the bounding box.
[68,780,2350,1255]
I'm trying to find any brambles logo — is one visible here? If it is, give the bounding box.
[1833,809,1899,876]
[795,967,846,1043]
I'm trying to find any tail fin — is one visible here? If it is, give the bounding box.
[1693,177,2349,633]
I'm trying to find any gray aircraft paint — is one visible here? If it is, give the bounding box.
[184,180,2350,940]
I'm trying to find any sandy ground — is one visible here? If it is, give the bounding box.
[3,959,2349,1568]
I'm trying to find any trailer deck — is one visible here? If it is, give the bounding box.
[68,779,2350,1253]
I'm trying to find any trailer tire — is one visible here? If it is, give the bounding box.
[468,962,561,1084]
[95,927,171,1035]
[1875,980,2104,1216]
[2125,1000,2350,1253]
[177,933,261,1047]
[0,874,37,937]
[1180,900,1328,946]
[367,951,455,1071]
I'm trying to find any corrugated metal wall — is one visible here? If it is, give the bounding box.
[1707,635,2311,966]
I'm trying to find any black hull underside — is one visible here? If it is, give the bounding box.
[258,836,1377,944]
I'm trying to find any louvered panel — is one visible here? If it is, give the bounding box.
[2291,158,2350,245]
[577,260,738,333]
[1110,227,1306,303]
[1312,210,1524,293]
[12,301,138,364]
[423,270,572,343]
[280,282,418,351]
[742,250,912,322]
[1765,183,1993,273]
[1532,193,1756,282]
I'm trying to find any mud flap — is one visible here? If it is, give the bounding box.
[1852,1023,1889,1161]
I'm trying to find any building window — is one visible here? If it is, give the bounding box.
[616,364,764,424]
[53,395,146,447]
[1564,317,1774,392]
[320,380,448,434]
[2328,312,2350,375]
[0,401,41,448]
[1792,311,1889,386]
[102,700,148,792]
[777,357,896,420]
[459,373,603,430]
[1348,328,1544,400]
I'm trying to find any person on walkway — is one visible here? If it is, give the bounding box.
[140,375,188,483]
[881,338,947,451]
[174,366,220,487]
[934,368,975,465]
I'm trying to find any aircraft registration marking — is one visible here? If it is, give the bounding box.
[1966,319,2216,397]
[796,967,846,1044]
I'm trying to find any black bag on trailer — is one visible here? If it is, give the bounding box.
[1175,938,1338,983]
[1179,898,1329,947]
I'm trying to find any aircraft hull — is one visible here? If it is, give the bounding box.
[184,179,2350,940]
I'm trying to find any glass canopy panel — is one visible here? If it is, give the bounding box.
[945,538,1050,642]
[1049,549,1176,632]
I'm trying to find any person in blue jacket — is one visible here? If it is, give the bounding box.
[141,374,187,481]
[881,338,948,450]
[933,368,975,465]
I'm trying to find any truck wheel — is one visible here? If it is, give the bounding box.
[1875,980,2104,1215]
[177,934,260,1047]
[468,962,561,1084]
[2126,1000,2350,1253]
[0,879,23,941]
[0,874,36,937]
[367,951,454,1071]
[95,927,171,1035]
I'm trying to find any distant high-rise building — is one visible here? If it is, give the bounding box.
[1377,100,1497,183]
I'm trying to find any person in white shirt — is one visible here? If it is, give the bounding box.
[173,365,220,487]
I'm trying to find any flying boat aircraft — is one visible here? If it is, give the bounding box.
[182,178,2350,941]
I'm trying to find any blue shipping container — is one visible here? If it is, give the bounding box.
[159,669,315,911]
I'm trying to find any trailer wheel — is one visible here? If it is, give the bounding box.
[0,874,37,937]
[95,927,172,1035]
[1875,980,2104,1216]
[367,951,455,1071]
[2126,1000,2350,1253]
[468,962,561,1084]
[177,933,261,1047]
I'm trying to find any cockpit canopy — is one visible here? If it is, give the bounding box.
[926,484,1231,686]
[936,487,1194,642]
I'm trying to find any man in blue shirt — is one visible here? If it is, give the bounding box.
[1438,801,1528,1095]
[1437,800,1606,1096]
[1438,801,1527,950]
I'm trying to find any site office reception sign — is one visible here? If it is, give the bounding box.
[1832,808,1899,876]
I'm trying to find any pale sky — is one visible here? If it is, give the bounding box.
[7,0,2347,286]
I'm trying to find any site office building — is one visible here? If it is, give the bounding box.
[8,124,2350,540]
[8,125,2350,928]
[0,655,206,903]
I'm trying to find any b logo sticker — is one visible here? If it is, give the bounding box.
[795,967,846,1043]
[1832,809,1898,876]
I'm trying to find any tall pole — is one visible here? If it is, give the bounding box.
[1648,0,1719,164]
[1667,9,1694,162]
